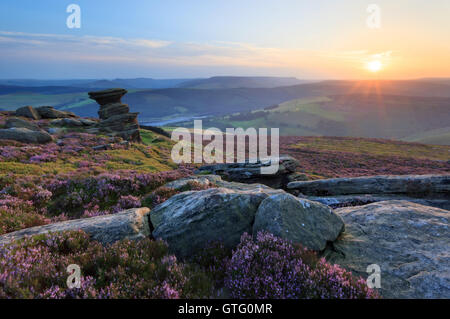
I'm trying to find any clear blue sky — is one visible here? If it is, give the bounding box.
[0,0,449,79]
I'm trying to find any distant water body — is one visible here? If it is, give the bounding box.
[141,115,208,127]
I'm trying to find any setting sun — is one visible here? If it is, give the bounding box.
[367,60,383,72]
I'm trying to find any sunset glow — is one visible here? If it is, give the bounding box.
[367,60,383,72]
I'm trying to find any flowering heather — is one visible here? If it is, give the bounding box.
[0,231,214,299]
[0,130,192,233]
[224,232,379,299]
[0,230,378,299]
[280,136,450,178]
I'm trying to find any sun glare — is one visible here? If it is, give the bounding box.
[367,60,382,72]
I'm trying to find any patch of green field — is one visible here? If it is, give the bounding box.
[402,127,450,146]
[273,97,344,121]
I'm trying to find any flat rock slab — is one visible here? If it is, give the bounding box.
[0,208,151,246]
[196,155,299,188]
[88,88,127,106]
[324,200,450,299]
[36,106,77,119]
[288,175,450,198]
[304,194,450,210]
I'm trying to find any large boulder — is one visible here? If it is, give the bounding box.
[0,128,53,144]
[324,200,450,299]
[15,106,41,120]
[196,155,299,189]
[151,187,280,258]
[36,106,77,119]
[0,208,151,246]
[151,176,344,257]
[253,193,344,251]
[5,117,41,131]
[287,175,450,198]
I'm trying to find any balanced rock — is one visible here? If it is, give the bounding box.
[196,155,299,188]
[0,208,151,246]
[324,201,450,299]
[0,128,53,144]
[88,88,141,142]
[88,88,127,106]
[15,106,41,120]
[5,117,41,131]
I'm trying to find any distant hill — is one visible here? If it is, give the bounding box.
[0,79,449,144]
[0,78,194,89]
[178,76,308,89]
[201,93,450,144]
[0,85,88,95]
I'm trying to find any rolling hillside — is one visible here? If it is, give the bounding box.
[201,94,450,144]
[1,79,449,144]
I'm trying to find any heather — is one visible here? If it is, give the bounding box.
[0,230,378,299]
[0,130,192,233]
[280,136,450,178]
[0,231,213,298]
[224,232,378,299]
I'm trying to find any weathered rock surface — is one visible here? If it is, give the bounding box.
[304,194,450,210]
[50,118,97,127]
[0,208,151,246]
[324,200,450,299]
[151,187,268,258]
[15,106,41,120]
[287,175,450,198]
[152,175,343,257]
[88,88,141,142]
[196,155,299,188]
[0,128,53,144]
[253,193,344,251]
[36,106,77,119]
[5,117,41,131]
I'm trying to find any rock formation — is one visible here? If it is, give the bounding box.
[15,106,41,120]
[196,155,299,188]
[324,200,450,298]
[288,174,450,209]
[253,193,344,251]
[35,106,77,119]
[0,127,53,144]
[0,208,151,246]
[88,88,141,142]
[5,117,41,131]
[150,175,344,258]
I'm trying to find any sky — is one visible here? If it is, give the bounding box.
[0,0,449,79]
